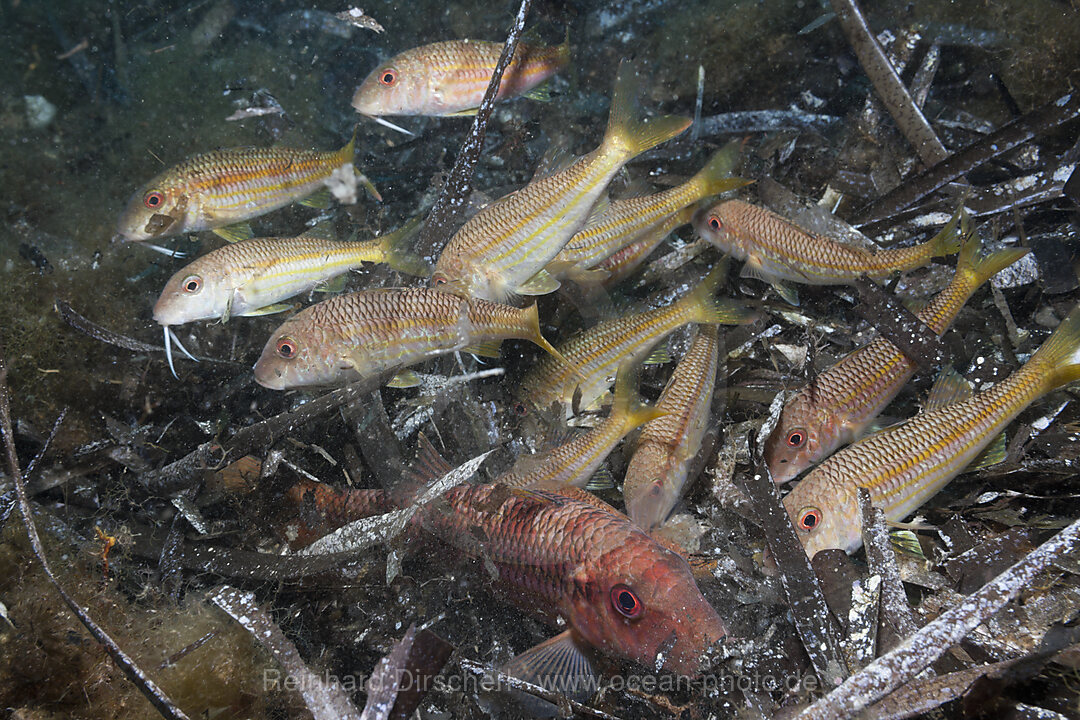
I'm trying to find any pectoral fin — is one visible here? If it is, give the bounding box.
[517,268,561,296]
[239,302,295,317]
[213,222,254,243]
[740,261,799,305]
[463,340,502,358]
[386,369,422,388]
[500,629,601,703]
[299,187,333,209]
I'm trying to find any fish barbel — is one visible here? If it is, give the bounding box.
[624,325,719,531]
[520,264,754,417]
[253,287,567,390]
[430,62,691,302]
[286,437,727,686]
[351,36,569,118]
[153,220,429,327]
[496,363,666,489]
[117,131,378,243]
[550,144,750,284]
[693,199,963,305]
[783,302,1080,559]
[765,226,1028,483]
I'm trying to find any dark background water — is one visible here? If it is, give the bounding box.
[1,1,1079,718]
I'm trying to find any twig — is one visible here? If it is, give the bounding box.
[829,0,948,166]
[140,372,393,496]
[0,348,191,720]
[695,109,842,136]
[458,658,623,720]
[415,0,532,264]
[858,489,920,640]
[797,516,1080,719]
[854,92,1080,227]
[736,456,849,688]
[851,277,950,373]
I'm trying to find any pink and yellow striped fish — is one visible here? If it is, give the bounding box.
[783,303,1080,558]
[519,266,753,417]
[549,144,750,284]
[624,325,719,531]
[693,199,963,305]
[253,287,566,390]
[430,63,691,302]
[117,131,377,243]
[765,229,1029,483]
[351,37,569,118]
[497,364,665,489]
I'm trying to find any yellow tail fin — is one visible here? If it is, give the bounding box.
[677,259,757,326]
[604,62,691,159]
[610,361,668,433]
[925,206,965,258]
[1033,303,1080,391]
[956,226,1029,289]
[377,217,431,277]
[522,303,580,378]
[690,141,754,198]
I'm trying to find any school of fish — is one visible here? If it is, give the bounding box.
[119,26,1077,702]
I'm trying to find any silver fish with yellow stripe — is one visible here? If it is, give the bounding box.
[783,303,1080,558]
[430,62,691,302]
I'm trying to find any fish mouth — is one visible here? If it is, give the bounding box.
[253,361,286,390]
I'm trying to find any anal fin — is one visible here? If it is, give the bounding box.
[517,268,561,296]
[463,340,502,358]
[213,222,254,243]
[239,302,294,317]
[387,369,422,389]
[299,187,333,209]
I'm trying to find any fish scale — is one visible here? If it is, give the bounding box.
[117,137,366,242]
[694,199,963,296]
[253,287,565,389]
[520,269,752,416]
[764,232,1028,483]
[784,303,1080,558]
[431,64,691,302]
[351,38,570,117]
[624,324,719,530]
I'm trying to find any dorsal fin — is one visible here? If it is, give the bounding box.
[406,432,453,485]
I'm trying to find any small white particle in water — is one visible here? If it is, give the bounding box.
[977,356,984,365]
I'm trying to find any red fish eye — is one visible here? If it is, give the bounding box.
[786,430,806,448]
[181,275,201,293]
[144,191,165,209]
[379,69,397,86]
[610,584,643,619]
[707,215,722,231]
[432,275,447,286]
[798,508,822,532]
[276,337,298,359]
[513,402,528,416]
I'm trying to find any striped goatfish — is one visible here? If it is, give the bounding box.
[116,130,379,252]
[624,325,719,531]
[765,228,1028,483]
[351,36,569,120]
[549,144,750,285]
[783,303,1080,558]
[496,364,665,489]
[152,221,430,378]
[430,63,691,302]
[693,200,963,305]
[592,205,696,288]
[520,265,754,417]
[253,287,567,390]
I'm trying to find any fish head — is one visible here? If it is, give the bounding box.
[569,531,727,677]
[254,315,347,390]
[782,472,862,558]
[764,391,831,484]
[623,444,678,532]
[117,176,193,242]
[429,260,478,298]
[153,260,231,326]
[351,53,431,117]
[692,201,741,253]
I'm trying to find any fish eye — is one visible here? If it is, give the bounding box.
[431,274,448,287]
[276,336,298,359]
[610,583,643,619]
[786,429,806,448]
[512,401,528,416]
[379,68,397,86]
[181,275,202,294]
[144,191,165,209]
[797,507,822,532]
[707,215,722,231]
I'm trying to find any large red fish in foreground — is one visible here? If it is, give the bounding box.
[286,437,728,694]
